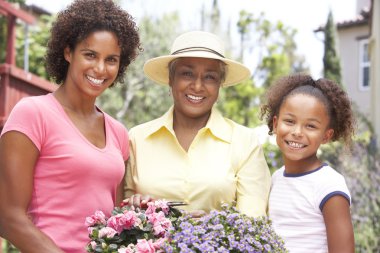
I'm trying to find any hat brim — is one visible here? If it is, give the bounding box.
[143,52,251,87]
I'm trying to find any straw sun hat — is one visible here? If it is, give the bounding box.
[143,31,251,87]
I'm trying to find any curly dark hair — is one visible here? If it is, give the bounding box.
[46,0,141,85]
[260,74,356,147]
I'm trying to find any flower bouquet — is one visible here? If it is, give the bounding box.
[162,203,288,253]
[85,200,181,253]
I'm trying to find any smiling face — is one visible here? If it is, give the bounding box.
[64,30,121,98]
[273,94,334,173]
[169,57,222,121]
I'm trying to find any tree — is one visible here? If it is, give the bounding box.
[0,0,26,64]
[209,0,221,35]
[319,134,380,252]
[238,12,308,88]
[218,10,308,127]
[0,15,7,63]
[16,14,55,79]
[322,11,380,251]
[323,10,342,85]
[0,1,54,80]
[98,13,181,129]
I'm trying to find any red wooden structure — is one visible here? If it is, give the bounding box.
[0,0,57,132]
[0,1,57,251]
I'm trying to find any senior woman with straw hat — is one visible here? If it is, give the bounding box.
[125,31,271,217]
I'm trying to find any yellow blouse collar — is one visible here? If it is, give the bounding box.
[144,106,232,143]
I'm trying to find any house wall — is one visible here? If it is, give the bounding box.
[0,64,57,132]
[370,0,380,146]
[337,24,371,116]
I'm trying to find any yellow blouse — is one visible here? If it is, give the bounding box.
[126,106,271,217]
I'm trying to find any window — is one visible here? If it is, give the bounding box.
[358,39,370,90]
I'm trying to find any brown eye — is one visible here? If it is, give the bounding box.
[283,119,294,124]
[203,73,220,84]
[107,57,119,64]
[177,70,193,79]
[84,52,96,58]
[205,74,216,80]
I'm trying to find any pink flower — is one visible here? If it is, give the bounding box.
[145,202,156,215]
[85,210,107,226]
[85,199,179,252]
[87,226,95,235]
[154,200,169,215]
[136,239,155,253]
[98,227,117,238]
[106,213,124,233]
[117,246,134,253]
[148,211,171,236]
[90,241,97,250]
[107,211,138,233]
[152,238,166,250]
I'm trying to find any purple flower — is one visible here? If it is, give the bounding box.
[163,203,288,252]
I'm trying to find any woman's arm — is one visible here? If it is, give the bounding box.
[323,195,355,253]
[0,131,64,253]
[123,141,153,208]
[124,138,136,198]
[235,135,271,217]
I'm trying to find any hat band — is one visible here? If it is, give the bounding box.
[171,47,225,58]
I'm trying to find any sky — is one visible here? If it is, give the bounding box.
[25,0,358,78]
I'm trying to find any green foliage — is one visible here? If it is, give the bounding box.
[237,11,309,89]
[1,240,18,253]
[218,79,264,127]
[261,141,282,175]
[316,105,380,253]
[1,0,52,79]
[98,13,181,129]
[15,14,55,79]
[216,9,309,130]
[319,133,380,252]
[258,21,308,88]
[1,0,26,63]
[2,1,379,252]
[261,53,291,88]
[321,11,380,249]
[323,10,342,85]
[0,16,7,63]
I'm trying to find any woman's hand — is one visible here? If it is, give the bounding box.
[122,194,153,209]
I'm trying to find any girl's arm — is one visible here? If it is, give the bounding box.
[322,195,355,253]
[0,131,64,253]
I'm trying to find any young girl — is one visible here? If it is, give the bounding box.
[260,74,355,253]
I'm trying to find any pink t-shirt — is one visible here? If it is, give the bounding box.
[1,93,129,252]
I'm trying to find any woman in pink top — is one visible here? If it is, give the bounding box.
[0,0,141,252]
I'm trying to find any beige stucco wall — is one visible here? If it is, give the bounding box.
[337,24,371,117]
